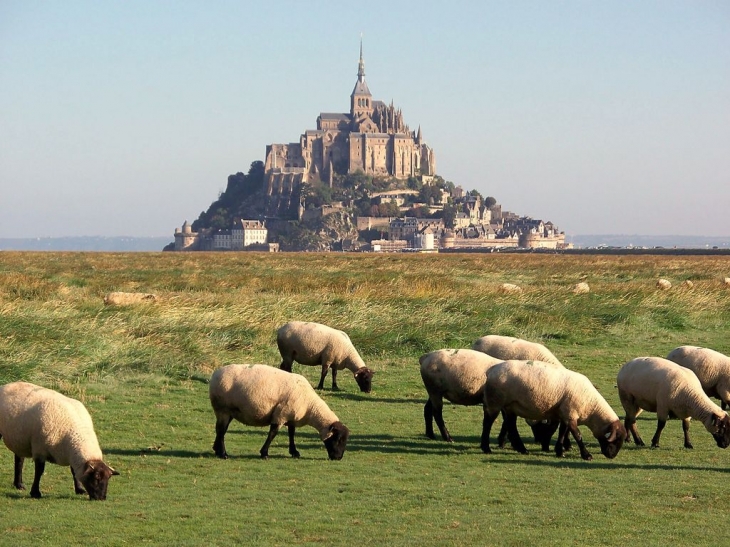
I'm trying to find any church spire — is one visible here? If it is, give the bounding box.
[357,36,365,82]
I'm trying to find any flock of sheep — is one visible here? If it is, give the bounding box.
[1,319,730,501]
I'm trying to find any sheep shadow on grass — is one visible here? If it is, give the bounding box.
[481,454,730,473]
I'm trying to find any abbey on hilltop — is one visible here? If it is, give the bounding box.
[264,42,436,192]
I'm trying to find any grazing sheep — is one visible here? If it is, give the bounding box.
[0,381,119,500]
[103,291,158,306]
[656,279,671,290]
[472,335,566,450]
[724,277,730,287]
[499,283,522,294]
[617,357,730,449]
[209,364,350,460]
[277,321,373,392]
[681,280,694,289]
[573,282,590,294]
[472,335,563,367]
[482,360,626,460]
[666,346,730,411]
[420,349,502,442]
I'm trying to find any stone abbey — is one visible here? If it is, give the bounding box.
[264,43,436,192]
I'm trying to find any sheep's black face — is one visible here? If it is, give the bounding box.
[81,460,119,501]
[529,419,560,448]
[597,422,627,459]
[354,368,373,393]
[323,422,350,460]
[712,415,730,448]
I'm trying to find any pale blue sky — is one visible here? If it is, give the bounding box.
[1,1,728,238]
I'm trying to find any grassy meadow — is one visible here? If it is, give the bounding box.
[1,251,729,546]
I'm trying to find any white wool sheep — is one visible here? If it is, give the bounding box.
[209,364,350,460]
[472,335,563,367]
[656,279,672,290]
[0,381,119,499]
[666,346,730,410]
[724,277,730,287]
[277,321,373,393]
[499,283,522,294]
[472,335,566,450]
[681,280,694,289]
[617,357,730,449]
[103,291,158,306]
[419,349,502,442]
[483,360,626,460]
[573,282,590,294]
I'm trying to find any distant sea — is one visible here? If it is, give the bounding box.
[0,236,173,252]
[1,234,728,252]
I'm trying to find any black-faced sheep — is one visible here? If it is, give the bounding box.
[0,381,119,499]
[209,364,350,460]
[666,346,730,410]
[617,357,730,449]
[419,349,502,442]
[472,335,566,450]
[277,321,373,392]
[483,360,626,460]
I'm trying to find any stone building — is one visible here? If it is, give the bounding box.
[264,42,436,194]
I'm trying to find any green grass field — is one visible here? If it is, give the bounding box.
[1,251,729,546]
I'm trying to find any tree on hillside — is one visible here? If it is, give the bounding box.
[485,196,497,208]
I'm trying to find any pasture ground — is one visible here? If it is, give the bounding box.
[0,251,728,546]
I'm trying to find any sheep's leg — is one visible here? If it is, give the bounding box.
[480,407,500,454]
[681,419,693,449]
[531,419,561,452]
[279,357,293,372]
[316,365,330,390]
[555,421,568,457]
[331,368,340,391]
[567,420,592,460]
[431,400,452,442]
[13,455,25,490]
[650,419,667,448]
[287,424,300,458]
[70,467,85,495]
[497,411,508,448]
[424,399,437,439]
[503,413,527,454]
[260,424,281,459]
[213,415,233,459]
[30,459,45,499]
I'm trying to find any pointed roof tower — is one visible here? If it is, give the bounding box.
[350,37,373,118]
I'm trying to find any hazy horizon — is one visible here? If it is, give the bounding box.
[2,2,728,239]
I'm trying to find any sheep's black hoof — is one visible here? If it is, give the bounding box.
[290,450,301,458]
[30,489,41,499]
[481,445,492,455]
[581,453,593,461]
[75,487,86,495]
[14,482,25,490]
[684,443,694,449]
[425,431,436,440]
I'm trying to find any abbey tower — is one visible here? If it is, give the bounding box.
[264,42,436,195]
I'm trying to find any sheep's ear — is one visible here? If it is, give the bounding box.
[321,428,335,441]
[110,467,120,476]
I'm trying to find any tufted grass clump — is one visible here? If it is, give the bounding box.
[0,251,729,546]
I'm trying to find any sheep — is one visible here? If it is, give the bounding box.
[656,279,671,290]
[472,335,566,450]
[617,357,730,449]
[420,349,503,442]
[724,277,730,287]
[681,280,694,289]
[209,364,350,460]
[277,321,373,392]
[666,346,730,410]
[499,283,522,294]
[573,282,590,294]
[0,381,119,499]
[472,335,563,367]
[482,360,626,460]
[103,291,158,306]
